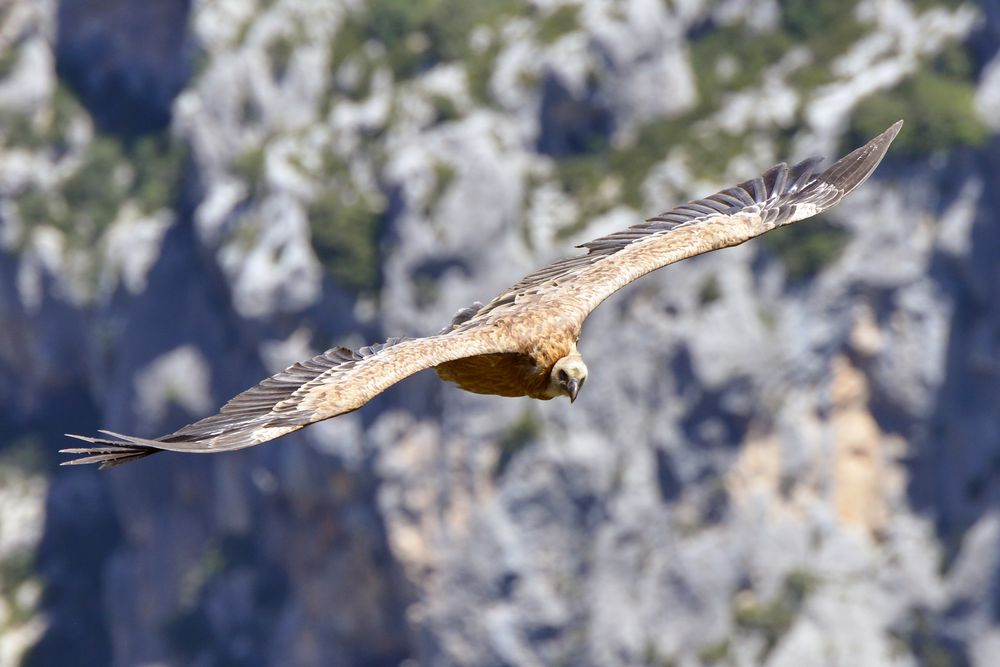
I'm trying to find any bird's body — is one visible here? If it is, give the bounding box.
[62,122,902,468]
[436,339,579,399]
[436,303,582,399]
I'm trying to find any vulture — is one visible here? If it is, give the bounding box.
[63,122,901,468]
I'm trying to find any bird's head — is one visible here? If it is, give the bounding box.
[548,353,588,402]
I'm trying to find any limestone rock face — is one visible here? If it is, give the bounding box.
[1,1,998,666]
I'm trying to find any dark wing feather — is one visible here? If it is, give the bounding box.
[62,331,508,468]
[459,121,901,329]
[439,301,485,334]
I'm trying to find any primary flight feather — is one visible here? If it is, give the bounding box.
[63,122,902,468]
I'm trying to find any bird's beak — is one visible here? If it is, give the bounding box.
[566,378,580,403]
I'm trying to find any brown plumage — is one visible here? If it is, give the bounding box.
[62,122,902,468]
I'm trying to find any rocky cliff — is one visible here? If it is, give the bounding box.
[1,0,999,666]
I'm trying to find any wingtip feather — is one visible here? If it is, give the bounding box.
[60,432,163,468]
[817,120,902,195]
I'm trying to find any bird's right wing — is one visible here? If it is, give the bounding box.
[62,329,510,468]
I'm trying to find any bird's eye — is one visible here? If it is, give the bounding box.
[558,370,568,382]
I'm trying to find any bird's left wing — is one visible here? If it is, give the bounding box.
[459,121,901,331]
[62,330,508,468]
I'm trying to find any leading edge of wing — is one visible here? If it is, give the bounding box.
[584,120,902,257]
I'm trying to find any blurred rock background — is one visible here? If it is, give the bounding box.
[0,0,998,665]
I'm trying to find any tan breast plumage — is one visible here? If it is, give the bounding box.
[435,352,547,397]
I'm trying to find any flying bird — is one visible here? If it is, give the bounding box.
[62,122,901,468]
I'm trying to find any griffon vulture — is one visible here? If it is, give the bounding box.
[62,122,901,468]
